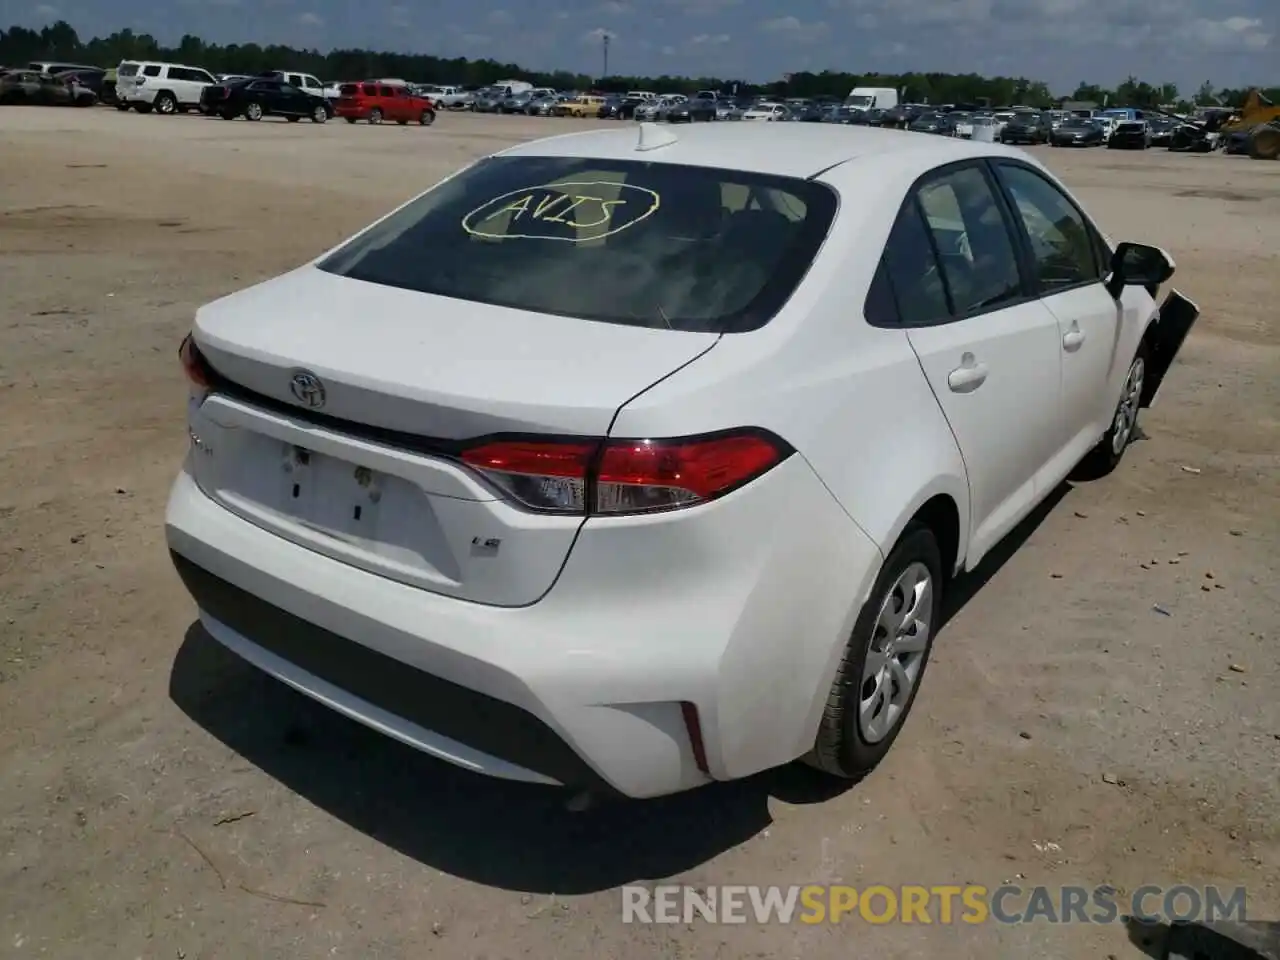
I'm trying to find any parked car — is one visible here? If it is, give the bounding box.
[633,97,668,121]
[26,60,96,75]
[115,60,216,114]
[741,101,787,121]
[470,87,506,113]
[334,81,436,125]
[999,111,1050,144]
[791,102,828,123]
[525,93,561,116]
[1093,115,1119,142]
[54,67,107,103]
[200,77,330,123]
[1148,118,1176,147]
[948,112,974,137]
[555,95,606,118]
[603,95,646,119]
[715,99,741,120]
[267,70,328,106]
[169,124,1198,801]
[499,91,534,114]
[908,112,956,135]
[0,70,85,106]
[419,84,471,109]
[1050,117,1105,147]
[665,96,716,122]
[1108,120,1150,149]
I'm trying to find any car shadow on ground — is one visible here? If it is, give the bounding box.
[940,479,1072,626]
[169,625,851,894]
[168,471,1083,893]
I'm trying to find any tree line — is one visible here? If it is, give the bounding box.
[2,20,1274,110]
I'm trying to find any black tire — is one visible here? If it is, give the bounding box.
[1077,340,1149,479]
[369,107,383,125]
[396,119,407,125]
[219,111,235,120]
[244,101,263,121]
[287,115,300,122]
[345,117,357,124]
[809,522,943,779]
[116,103,130,112]
[135,103,153,114]
[419,109,435,126]
[154,92,177,115]
[311,105,327,123]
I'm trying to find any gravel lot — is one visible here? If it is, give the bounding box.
[1,107,1277,960]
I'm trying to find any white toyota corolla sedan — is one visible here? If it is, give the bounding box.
[167,122,1199,800]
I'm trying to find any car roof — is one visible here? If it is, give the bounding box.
[495,123,1034,179]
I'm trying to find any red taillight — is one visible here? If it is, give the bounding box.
[178,334,214,389]
[459,431,788,516]
[460,440,596,513]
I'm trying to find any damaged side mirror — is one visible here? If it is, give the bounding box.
[1106,241,1176,298]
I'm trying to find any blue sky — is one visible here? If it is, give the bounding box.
[6,0,1274,92]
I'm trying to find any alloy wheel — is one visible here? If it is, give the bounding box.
[1112,357,1145,455]
[859,561,933,744]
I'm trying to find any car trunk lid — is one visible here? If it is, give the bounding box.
[187,266,719,606]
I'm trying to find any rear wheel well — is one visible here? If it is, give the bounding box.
[911,495,960,581]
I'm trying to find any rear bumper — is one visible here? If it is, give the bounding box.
[165,453,881,799]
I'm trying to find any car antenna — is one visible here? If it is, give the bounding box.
[636,122,678,152]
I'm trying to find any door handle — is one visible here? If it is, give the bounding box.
[1063,329,1086,351]
[947,354,988,393]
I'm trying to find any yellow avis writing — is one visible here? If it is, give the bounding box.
[461,181,661,242]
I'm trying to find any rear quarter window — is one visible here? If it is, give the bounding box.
[317,155,837,333]
[118,63,139,77]
[142,65,161,77]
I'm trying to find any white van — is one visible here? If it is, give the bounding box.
[115,60,216,114]
[845,86,899,111]
[492,79,533,96]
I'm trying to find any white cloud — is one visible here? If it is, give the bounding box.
[661,44,676,55]
[759,16,829,42]
[32,3,58,17]
[460,32,491,44]
[1192,15,1271,50]
[598,0,628,13]
[487,8,513,25]
[663,0,741,14]
[583,26,618,43]
[689,33,731,45]
[296,10,323,25]
[389,4,409,25]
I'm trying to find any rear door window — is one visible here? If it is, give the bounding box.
[318,156,837,333]
[914,165,1023,316]
[142,64,161,77]
[362,83,378,96]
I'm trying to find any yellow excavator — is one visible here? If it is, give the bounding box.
[1221,89,1280,160]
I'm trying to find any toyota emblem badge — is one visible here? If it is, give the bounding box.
[289,370,326,408]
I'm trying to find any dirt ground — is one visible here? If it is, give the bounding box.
[1,107,1276,960]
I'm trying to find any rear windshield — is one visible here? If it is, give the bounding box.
[317,156,837,333]
[118,63,139,77]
